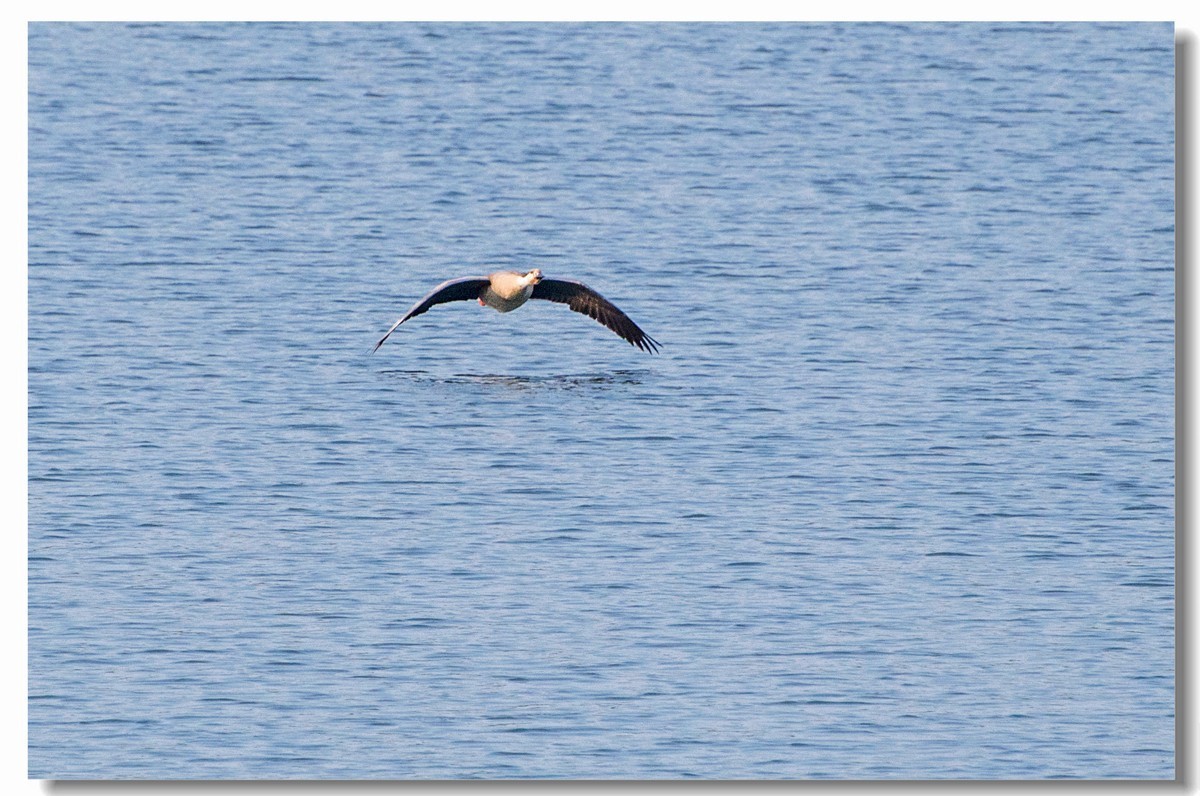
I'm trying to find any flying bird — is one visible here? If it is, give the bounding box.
[373,269,660,353]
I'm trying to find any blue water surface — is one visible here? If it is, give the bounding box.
[28,22,1174,779]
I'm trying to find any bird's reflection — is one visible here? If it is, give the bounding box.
[382,369,646,391]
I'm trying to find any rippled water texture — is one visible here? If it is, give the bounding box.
[28,22,1174,779]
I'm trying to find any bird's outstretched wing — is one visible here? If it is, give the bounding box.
[373,277,489,352]
[531,278,660,353]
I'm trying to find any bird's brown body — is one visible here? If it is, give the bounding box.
[478,269,541,312]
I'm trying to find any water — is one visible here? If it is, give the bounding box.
[27,22,1174,779]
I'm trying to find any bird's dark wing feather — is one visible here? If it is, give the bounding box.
[531,278,660,353]
[373,277,489,352]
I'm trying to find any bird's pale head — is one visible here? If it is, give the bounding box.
[525,268,543,284]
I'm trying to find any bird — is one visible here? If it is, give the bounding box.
[373,269,660,354]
